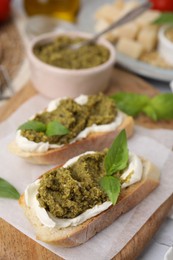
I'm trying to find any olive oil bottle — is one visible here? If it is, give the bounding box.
[24,0,80,22]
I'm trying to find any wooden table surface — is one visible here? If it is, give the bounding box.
[0,68,173,260]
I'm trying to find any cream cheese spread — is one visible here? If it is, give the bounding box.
[120,152,143,188]
[16,95,125,153]
[25,179,112,228]
[25,151,143,229]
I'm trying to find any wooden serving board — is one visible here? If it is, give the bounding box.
[0,68,173,260]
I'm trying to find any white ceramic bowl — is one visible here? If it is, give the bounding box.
[158,25,173,66]
[27,31,116,99]
[170,81,173,92]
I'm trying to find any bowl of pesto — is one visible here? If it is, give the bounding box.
[27,31,116,98]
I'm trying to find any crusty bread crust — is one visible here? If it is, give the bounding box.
[19,158,160,247]
[9,115,134,165]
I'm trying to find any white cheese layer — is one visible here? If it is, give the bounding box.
[25,151,143,229]
[16,95,124,153]
[120,153,143,188]
[25,180,112,228]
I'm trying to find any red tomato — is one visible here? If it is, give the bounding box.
[0,0,10,22]
[150,0,173,11]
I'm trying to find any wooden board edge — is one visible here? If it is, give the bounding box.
[114,194,173,260]
[0,82,37,123]
[1,194,173,260]
[0,217,63,260]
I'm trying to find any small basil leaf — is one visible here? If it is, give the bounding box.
[153,13,173,25]
[46,121,69,137]
[0,178,20,200]
[111,92,150,117]
[143,93,173,121]
[104,130,129,175]
[143,105,158,121]
[18,120,46,132]
[100,175,120,205]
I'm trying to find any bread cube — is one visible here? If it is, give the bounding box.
[94,19,119,42]
[116,38,143,59]
[135,10,161,28]
[113,0,125,10]
[95,4,121,23]
[117,22,139,40]
[137,25,159,52]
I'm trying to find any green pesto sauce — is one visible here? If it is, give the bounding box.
[33,36,110,69]
[21,93,117,145]
[37,151,108,218]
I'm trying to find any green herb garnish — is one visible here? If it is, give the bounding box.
[18,120,46,132]
[0,178,20,200]
[46,121,69,136]
[100,176,120,205]
[143,93,173,121]
[104,129,129,175]
[110,92,173,121]
[100,130,128,205]
[18,120,69,137]
[153,13,173,25]
[111,92,150,117]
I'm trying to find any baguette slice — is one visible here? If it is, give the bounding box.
[19,158,160,247]
[9,115,134,165]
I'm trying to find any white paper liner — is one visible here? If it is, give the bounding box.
[164,246,173,260]
[0,94,173,260]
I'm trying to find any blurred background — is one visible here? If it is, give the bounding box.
[0,0,173,102]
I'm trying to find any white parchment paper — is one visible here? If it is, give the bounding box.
[0,94,173,260]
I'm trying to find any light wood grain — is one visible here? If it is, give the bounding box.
[0,81,37,123]
[0,220,63,260]
[115,194,173,260]
[0,68,173,260]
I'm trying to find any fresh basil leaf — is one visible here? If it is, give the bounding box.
[111,92,150,117]
[18,120,46,132]
[143,93,173,121]
[104,130,129,176]
[143,105,158,121]
[100,175,120,205]
[46,121,69,136]
[0,178,20,200]
[153,13,173,25]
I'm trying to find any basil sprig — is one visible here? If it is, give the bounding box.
[100,176,120,205]
[100,130,129,205]
[153,13,173,25]
[143,94,173,121]
[46,121,69,136]
[18,120,46,132]
[111,92,150,117]
[104,129,129,175]
[18,120,69,137]
[0,178,20,200]
[111,92,173,121]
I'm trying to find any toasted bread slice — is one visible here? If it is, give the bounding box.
[9,115,134,165]
[19,158,160,247]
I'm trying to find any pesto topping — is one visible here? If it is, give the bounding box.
[37,151,108,218]
[21,93,117,145]
[33,36,110,69]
